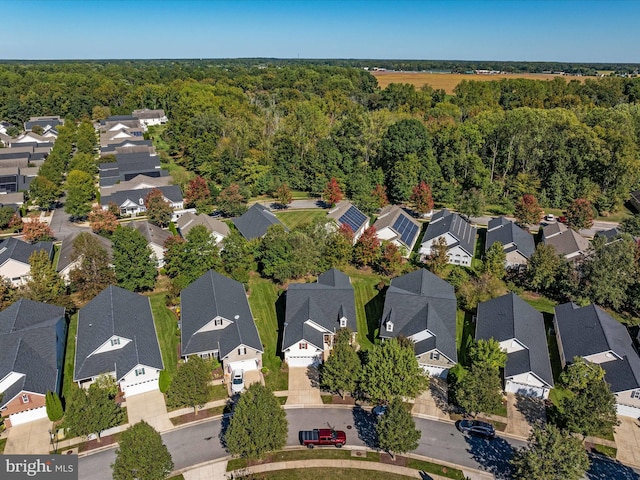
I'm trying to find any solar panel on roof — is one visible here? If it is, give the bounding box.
[339,206,367,233]
[393,214,419,246]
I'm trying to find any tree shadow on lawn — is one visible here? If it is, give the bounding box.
[464,435,513,479]
[586,454,640,480]
[365,286,386,345]
[352,405,378,448]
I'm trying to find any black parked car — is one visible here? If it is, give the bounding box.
[456,420,496,439]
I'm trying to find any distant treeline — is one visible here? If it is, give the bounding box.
[2,61,640,216]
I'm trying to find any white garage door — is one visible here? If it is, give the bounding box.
[505,381,546,399]
[286,355,321,367]
[228,359,259,372]
[421,364,449,379]
[9,406,48,426]
[617,403,640,418]
[122,379,159,397]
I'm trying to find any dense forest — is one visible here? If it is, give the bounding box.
[2,61,640,216]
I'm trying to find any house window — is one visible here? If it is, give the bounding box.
[632,390,640,400]
[21,394,29,403]
[111,338,120,346]
[135,368,145,376]
[214,318,223,326]
[138,198,144,205]
[386,322,394,333]
[237,347,247,355]
[430,352,440,361]
[340,317,347,328]
[299,342,308,350]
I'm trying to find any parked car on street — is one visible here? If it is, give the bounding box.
[299,428,346,448]
[456,420,496,439]
[372,404,387,419]
[231,369,244,393]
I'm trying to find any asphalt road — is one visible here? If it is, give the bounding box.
[77,407,639,480]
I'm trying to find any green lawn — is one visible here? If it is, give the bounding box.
[0,437,6,454]
[62,313,79,401]
[247,468,414,480]
[471,227,486,271]
[521,292,557,315]
[149,294,180,382]
[275,209,327,229]
[210,384,228,401]
[406,458,466,480]
[347,266,385,350]
[247,275,288,391]
[456,310,475,367]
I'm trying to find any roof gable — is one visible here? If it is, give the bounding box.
[232,204,287,240]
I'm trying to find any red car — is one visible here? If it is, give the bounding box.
[299,429,346,448]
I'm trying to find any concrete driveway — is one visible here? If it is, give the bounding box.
[504,393,546,439]
[4,417,53,454]
[412,377,450,421]
[286,367,322,405]
[615,416,640,468]
[125,390,173,432]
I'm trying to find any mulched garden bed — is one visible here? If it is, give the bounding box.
[330,395,356,405]
[379,453,408,466]
[170,406,226,426]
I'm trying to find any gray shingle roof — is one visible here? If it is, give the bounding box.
[282,269,357,351]
[422,209,476,256]
[554,302,640,393]
[100,185,183,208]
[232,204,287,240]
[180,270,262,358]
[327,201,369,234]
[129,221,172,248]
[176,213,230,239]
[74,286,163,382]
[0,237,53,265]
[542,223,590,258]
[380,269,457,363]
[0,299,65,406]
[476,293,553,387]
[486,217,535,259]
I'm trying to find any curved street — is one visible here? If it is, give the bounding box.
[78,407,639,480]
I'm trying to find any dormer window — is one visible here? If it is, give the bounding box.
[386,321,394,333]
[430,351,440,361]
[139,198,144,205]
[340,317,347,328]
[111,338,121,346]
[214,318,223,326]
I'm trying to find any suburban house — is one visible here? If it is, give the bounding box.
[476,293,554,399]
[99,127,145,147]
[282,268,356,367]
[485,217,535,267]
[233,203,288,241]
[0,238,54,285]
[100,185,184,217]
[554,302,640,417]
[99,152,168,187]
[176,212,230,246]
[132,109,168,127]
[100,174,172,194]
[0,300,66,428]
[74,285,164,397]
[595,227,625,245]
[100,140,155,157]
[99,116,140,132]
[180,270,263,374]
[541,222,590,261]
[24,116,63,132]
[57,232,113,283]
[129,221,173,268]
[327,201,369,242]
[373,205,422,257]
[379,269,457,378]
[419,209,477,266]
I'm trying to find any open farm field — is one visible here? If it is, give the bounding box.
[372,71,598,93]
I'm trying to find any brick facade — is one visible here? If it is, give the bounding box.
[1,391,46,427]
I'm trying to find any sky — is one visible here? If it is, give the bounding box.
[2,0,639,63]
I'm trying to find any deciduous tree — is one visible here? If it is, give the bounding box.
[144,188,173,228]
[452,362,503,417]
[221,230,255,284]
[325,224,354,268]
[352,225,380,267]
[88,205,119,235]
[63,383,124,442]
[427,236,449,276]
[371,184,388,209]
[410,181,434,216]
[527,243,562,292]
[112,421,173,480]
[457,188,485,219]
[323,177,343,207]
[112,226,157,292]
[217,183,247,217]
[514,194,543,225]
[24,250,69,307]
[376,241,403,276]
[483,242,506,278]
[376,396,421,459]
[225,383,288,459]
[511,422,590,480]
[65,170,95,220]
[273,182,293,208]
[22,219,54,243]
[361,338,428,403]
[68,232,116,301]
[469,338,508,371]
[163,225,221,290]
[320,329,361,399]
[566,198,594,230]
[166,356,211,414]
[185,176,211,211]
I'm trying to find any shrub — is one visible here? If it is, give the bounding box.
[45,391,64,421]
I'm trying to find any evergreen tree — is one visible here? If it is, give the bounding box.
[225,383,288,459]
[45,391,63,421]
[112,421,173,480]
